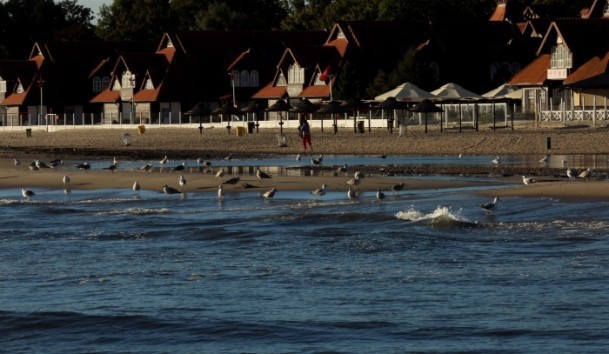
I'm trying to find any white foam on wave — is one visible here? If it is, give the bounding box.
[395,206,474,226]
[97,208,174,216]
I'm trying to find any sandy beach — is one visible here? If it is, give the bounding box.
[2,124,609,201]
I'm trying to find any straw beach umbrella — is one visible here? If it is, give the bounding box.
[212,104,242,134]
[242,100,266,133]
[342,98,370,133]
[408,99,443,133]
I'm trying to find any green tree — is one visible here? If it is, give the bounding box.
[366,69,390,99]
[96,0,172,41]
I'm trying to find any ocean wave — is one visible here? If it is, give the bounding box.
[96,207,174,216]
[395,206,478,227]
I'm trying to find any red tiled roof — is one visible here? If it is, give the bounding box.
[489,3,507,21]
[298,85,330,98]
[1,91,28,106]
[90,89,120,103]
[134,88,160,101]
[564,51,609,87]
[252,83,287,99]
[509,54,550,86]
[325,38,348,57]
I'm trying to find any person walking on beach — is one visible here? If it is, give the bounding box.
[298,115,312,151]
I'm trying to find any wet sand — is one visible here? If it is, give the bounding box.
[2,125,609,201]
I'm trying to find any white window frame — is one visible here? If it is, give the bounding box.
[240,70,250,87]
[92,77,102,92]
[250,70,259,87]
[287,64,304,84]
[551,44,572,69]
[102,77,110,90]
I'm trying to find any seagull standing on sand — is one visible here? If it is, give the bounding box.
[139,163,153,172]
[76,162,91,171]
[578,168,591,179]
[21,188,35,199]
[215,168,225,181]
[522,175,536,185]
[539,155,548,164]
[346,177,361,189]
[491,156,501,165]
[35,160,50,169]
[376,189,385,201]
[256,168,272,181]
[179,174,187,190]
[104,163,118,173]
[133,181,141,193]
[311,184,327,198]
[172,162,186,172]
[14,158,21,168]
[62,175,71,185]
[159,155,169,171]
[566,168,575,179]
[296,153,301,162]
[262,187,277,199]
[480,197,499,213]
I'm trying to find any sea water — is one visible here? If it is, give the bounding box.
[2,157,609,353]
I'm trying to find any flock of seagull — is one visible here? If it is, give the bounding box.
[15,153,597,212]
[15,153,411,203]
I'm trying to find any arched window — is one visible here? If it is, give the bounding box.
[288,64,304,84]
[101,77,110,90]
[551,44,572,69]
[93,77,102,92]
[249,70,259,87]
[240,70,250,87]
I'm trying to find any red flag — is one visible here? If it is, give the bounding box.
[319,65,332,82]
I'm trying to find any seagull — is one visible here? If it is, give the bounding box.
[223,176,240,185]
[391,182,405,193]
[578,168,591,179]
[311,184,327,198]
[35,160,50,169]
[162,184,180,194]
[522,175,536,185]
[139,163,153,172]
[480,197,499,212]
[311,155,323,165]
[336,164,348,176]
[296,153,301,162]
[160,155,169,165]
[203,160,212,172]
[376,189,385,201]
[491,156,500,165]
[256,168,272,180]
[566,168,576,179]
[539,155,548,163]
[347,187,358,200]
[354,171,365,180]
[21,188,35,199]
[262,187,277,199]
[133,181,140,193]
[379,154,387,159]
[179,174,187,190]
[113,156,119,166]
[172,162,186,172]
[76,162,91,170]
[215,168,225,181]
[218,185,225,199]
[50,159,63,169]
[14,158,21,168]
[62,175,71,185]
[103,164,118,173]
[346,177,361,189]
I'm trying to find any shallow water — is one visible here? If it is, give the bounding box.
[2,170,609,352]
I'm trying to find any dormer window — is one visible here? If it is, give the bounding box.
[93,77,102,92]
[287,64,304,84]
[550,44,572,69]
[145,78,154,90]
[16,83,23,93]
[121,71,136,88]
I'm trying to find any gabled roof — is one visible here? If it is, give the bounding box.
[298,85,329,98]
[489,0,526,22]
[564,51,609,88]
[251,83,287,99]
[537,19,609,63]
[90,89,120,103]
[509,54,550,86]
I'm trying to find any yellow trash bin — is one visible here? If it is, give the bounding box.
[235,126,246,136]
[137,125,145,134]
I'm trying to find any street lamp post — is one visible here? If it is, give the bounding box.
[129,74,136,124]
